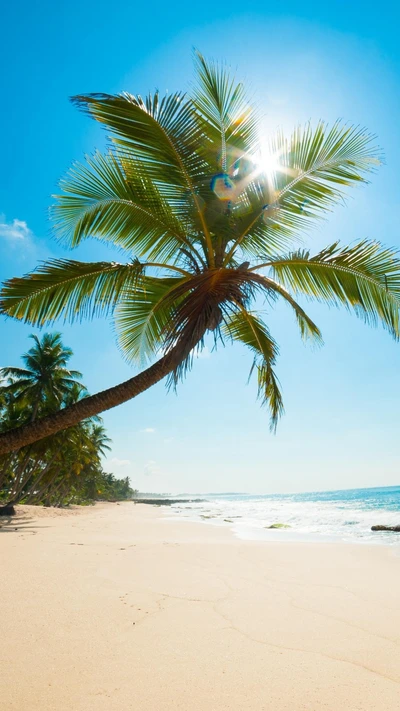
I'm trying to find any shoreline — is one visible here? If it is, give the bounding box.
[5,499,400,551]
[159,501,400,546]
[2,502,400,710]
[4,501,398,547]
[5,501,400,546]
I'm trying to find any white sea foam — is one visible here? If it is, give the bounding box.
[165,488,400,544]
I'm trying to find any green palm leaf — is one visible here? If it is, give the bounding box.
[224,121,381,262]
[192,51,258,168]
[269,121,381,223]
[281,119,378,175]
[0,259,146,325]
[223,309,284,430]
[115,275,188,364]
[72,90,204,184]
[71,90,215,264]
[225,180,300,261]
[265,240,400,336]
[53,151,205,266]
[249,272,323,344]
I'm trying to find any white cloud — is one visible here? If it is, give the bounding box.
[0,214,49,264]
[140,427,156,434]
[144,459,161,476]
[107,457,131,468]
[0,216,32,245]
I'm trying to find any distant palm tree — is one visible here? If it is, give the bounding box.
[0,332,83,421]
[1,53,400,453]
[89,424,112,459]
[0,335,119,512]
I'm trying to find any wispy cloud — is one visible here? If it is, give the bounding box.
[140,427,156,434]
[0,216,32,245]
[0,214,51,266]
[163,437,174,444]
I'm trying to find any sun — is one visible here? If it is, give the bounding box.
[252,146,281,178]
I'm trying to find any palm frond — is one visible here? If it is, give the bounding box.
[249,272,323,344]
[0,367,32,380]
[224,121,381,262]
[265,240,400,337]
[53,151,205,267]
[222,309,284,430]
[224,179,300,262]
[115,275,189,365]
[0,259,146,325]
[71,90,203,182]
[63,369,83,380]
[192,52,258,168]
[0,377,35,394]
[271,121,381,217]
[71,90,215,264]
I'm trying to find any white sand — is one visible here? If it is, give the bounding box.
[1,502,400,710]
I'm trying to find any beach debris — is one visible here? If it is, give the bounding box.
[371,524,400,532]
[266,523,291,529]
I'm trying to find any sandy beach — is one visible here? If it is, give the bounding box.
[1,502,400,710]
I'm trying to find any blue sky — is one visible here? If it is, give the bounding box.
[1,2,400,494]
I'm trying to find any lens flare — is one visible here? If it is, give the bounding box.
[211,173,235,201]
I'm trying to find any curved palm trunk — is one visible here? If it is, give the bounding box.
[0,454,13,490]
[10,455,40,501]
[0,401,40,501]
[29,470,65,505]
[12,452,59,505]
[0,344,187,455]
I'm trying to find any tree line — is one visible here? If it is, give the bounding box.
[0,333,136,514]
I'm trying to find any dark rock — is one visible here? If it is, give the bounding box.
[0,505,16,517]
[266,523,291,529]
[371,524,400,532]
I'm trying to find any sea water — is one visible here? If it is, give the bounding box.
[166,486,400,544]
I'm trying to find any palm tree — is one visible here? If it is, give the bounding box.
[89,423,112,459]
[0,335,85,510]
[1,53,400,454]
[0,346,115,511]
[0,332,83,421]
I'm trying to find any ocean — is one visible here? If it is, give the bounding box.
[166,485,400,544]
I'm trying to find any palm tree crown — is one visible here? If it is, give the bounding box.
[1,53,400,434]
[0,332,83,421]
